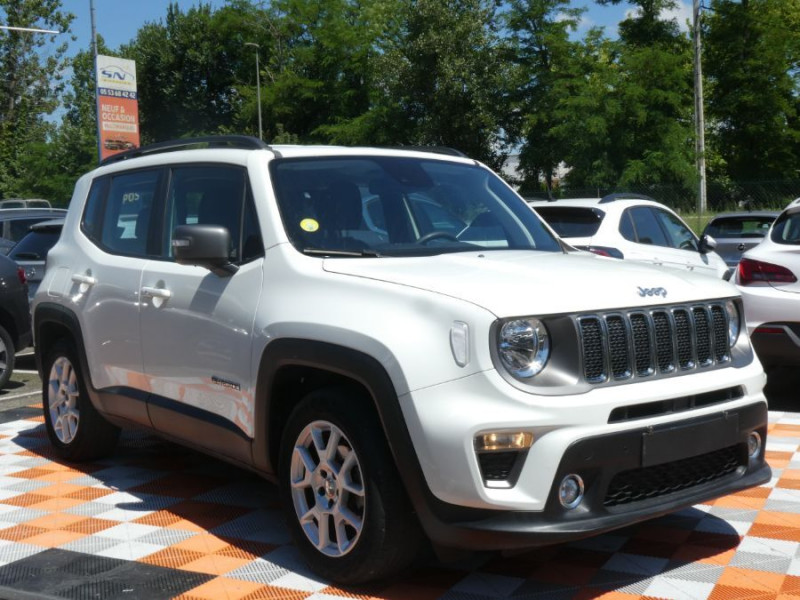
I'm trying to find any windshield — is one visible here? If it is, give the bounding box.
[271,156,561,256]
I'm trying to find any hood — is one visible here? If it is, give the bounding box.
[323,250,737,317]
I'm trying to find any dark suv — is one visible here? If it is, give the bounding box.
[0,254,32,387]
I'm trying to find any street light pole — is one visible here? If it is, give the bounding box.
[245,42,263,140]
[693,0,707,215]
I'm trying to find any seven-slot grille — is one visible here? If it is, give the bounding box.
[577,303,731,384]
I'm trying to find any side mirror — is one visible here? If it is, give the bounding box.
[172,224,238,276]
[699,234,717,254]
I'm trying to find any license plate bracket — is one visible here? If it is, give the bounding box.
[642,413,739,468]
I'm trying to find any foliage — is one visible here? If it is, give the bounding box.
[3,0,800,209]
[121,1,258,142]
[0,0,73,199]
[704,0,800,183]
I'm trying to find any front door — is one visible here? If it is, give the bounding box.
[139,165,264,462]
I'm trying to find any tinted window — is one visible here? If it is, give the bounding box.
[626,207,669,247]
[8,229,61,260]
[534,206,604,237]
[771,211,800,245]
[8,218,48,242]
[165,166,262,263]
[271,157,561,256]
[82,170,160,257]
[705,216,775,239]
[654,209,697,251]
[619,210,636,241]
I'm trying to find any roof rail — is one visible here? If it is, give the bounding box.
[389,146,467,158]
[598,192,657,204]
[100,135,272,166]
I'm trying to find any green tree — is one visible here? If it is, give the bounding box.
[365,0,510,168]
[18,38,116,204]
[122,1,258,141]
[504,0,584,195]
[550,0,695,195]
[260,0,376,144]
[704,0,800,182]
[0,0,73,199]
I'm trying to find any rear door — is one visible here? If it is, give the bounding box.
[139,164,264,462]
[72,169,162,425]
[619,206,675,269]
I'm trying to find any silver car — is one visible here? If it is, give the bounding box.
[702,211,778,279]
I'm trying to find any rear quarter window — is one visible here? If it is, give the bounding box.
[771,211,800,245]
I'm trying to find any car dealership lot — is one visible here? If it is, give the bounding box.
[0,366,794,599]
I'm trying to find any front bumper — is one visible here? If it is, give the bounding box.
[414,401,770,550]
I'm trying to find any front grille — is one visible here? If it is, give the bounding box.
[604,445,742,507]
[577,302,731,385]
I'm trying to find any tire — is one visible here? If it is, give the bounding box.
[42,339,120,461]
[0,325,15,389]
[278,387,422,584]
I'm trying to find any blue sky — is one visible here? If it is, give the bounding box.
[57,0,693,56]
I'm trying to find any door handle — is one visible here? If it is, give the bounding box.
[140,287,171,299]
[140,286,172,308]
[71,273,97,293]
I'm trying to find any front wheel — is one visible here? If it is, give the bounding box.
[278,387,422,584]
[42,339,120,461]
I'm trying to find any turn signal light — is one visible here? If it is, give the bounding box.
[474,432,533,452]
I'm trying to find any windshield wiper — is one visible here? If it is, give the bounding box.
[303,248,381,257]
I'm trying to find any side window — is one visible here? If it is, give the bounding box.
[82,171,159,257]
[654,209,698,251]
[619,210,636,241]
[627,207,669,247]
[165,166,261,264]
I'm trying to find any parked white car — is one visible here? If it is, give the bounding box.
[734,199,800,370]
[531,194,729,279]
[33,137,769,583]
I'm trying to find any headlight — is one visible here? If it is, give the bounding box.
[725,299,740,347]
[498,318,550,379]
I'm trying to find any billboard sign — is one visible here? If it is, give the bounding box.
[96,55,140,161]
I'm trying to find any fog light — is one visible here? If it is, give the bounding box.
[748,432,762,458]
[559,474,584,509]
[475,432,533,452]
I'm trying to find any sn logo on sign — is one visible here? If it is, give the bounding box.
[101,65,134,83]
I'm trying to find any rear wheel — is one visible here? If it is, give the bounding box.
[43,339,120,461]
[0,325,15,389]
[279,387,422,583]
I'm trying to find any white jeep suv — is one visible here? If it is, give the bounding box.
[33,136,770,584]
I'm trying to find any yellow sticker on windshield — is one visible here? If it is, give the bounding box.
[300,218,320,232]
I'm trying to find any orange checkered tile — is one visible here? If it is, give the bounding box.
[0,409,796,598]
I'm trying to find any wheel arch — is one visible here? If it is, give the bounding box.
[0,305,21,348]
[253,339,414,481]
[34,303,90,384]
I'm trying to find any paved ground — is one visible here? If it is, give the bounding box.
[0,356,795,599]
